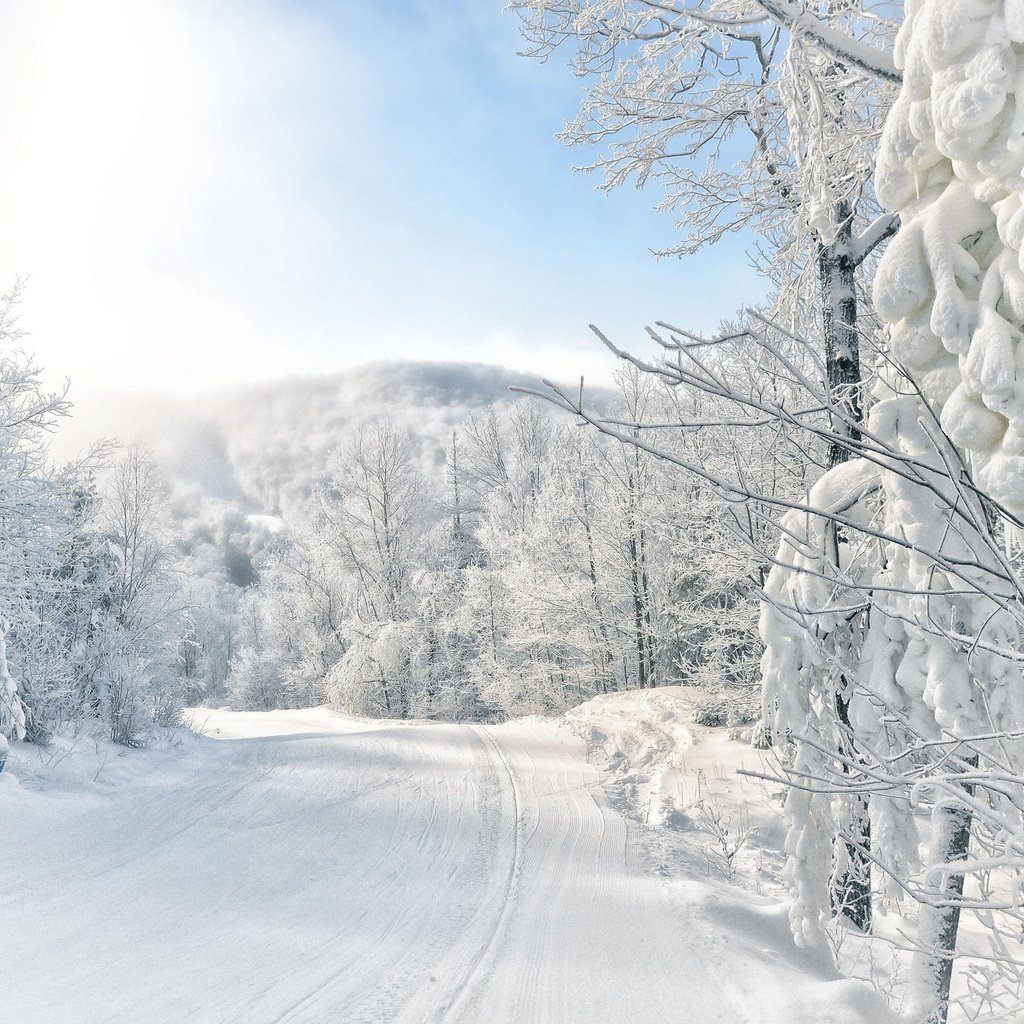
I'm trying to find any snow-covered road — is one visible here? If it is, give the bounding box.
[2,708,887,1023]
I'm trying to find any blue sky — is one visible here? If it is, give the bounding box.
[0,0,765,398]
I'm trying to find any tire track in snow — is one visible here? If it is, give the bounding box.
[271,725,492,1024]
[507,722,601,1023]
[268,738,438,1024]
[434,724,523,1024]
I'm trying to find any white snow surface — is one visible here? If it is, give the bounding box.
[0,693,894,1023]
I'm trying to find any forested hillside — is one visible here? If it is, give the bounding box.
[44,352,792,724]
[61,362,543,514]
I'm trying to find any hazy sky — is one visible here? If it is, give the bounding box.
[0,0,766,399]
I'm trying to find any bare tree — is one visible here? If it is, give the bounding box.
[316,422,430,718]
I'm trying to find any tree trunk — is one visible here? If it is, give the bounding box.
[582,502,614,692]
[639,524,655,687]
[914,760,976,1024]
[817,202,862,470]
[628,528,649,689]
[626,460,653,690]
[830,677,873,932]
[818,203,871,932]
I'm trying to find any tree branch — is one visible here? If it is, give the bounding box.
[753,0,901,83]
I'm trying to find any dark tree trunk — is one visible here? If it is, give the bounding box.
[629,529,649,689]
[830,686,872,932]
[639,525,655,687]
[818,202,871,932]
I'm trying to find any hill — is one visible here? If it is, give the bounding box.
[56,360,573,518]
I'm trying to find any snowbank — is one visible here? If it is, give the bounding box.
[0,722,201,800]
[563,686,901,1024]
[564,686,783,874]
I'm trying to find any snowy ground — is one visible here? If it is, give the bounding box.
[0,690,894,1023]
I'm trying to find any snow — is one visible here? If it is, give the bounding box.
[245,513,286,533]
[0,695,895,1023]
[874,0,1024,512]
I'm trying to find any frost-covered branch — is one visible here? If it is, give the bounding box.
[752,0,900,82]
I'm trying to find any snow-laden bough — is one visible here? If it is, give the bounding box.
[763,3,1024,1019]
[875,0,1024,512]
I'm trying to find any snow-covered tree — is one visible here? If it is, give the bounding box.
[864,3,1024,1017]
[0,283,71,740]
[511,0,900,465]
[316,422,433,717]
[97,446,186,742]
[708,4,1024,1015]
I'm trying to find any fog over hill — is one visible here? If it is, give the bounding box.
[56,360,594,518]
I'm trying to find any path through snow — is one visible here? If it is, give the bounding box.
[2,707,889,1022]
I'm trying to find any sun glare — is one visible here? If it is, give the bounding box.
[6,4,159,266]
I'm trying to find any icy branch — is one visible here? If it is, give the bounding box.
[753,0,901,82]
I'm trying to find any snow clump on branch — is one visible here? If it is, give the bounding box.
[875,0,1024,513]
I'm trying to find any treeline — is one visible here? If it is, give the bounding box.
[2,422,257,747]
[0,283,285,746]
[0,289,179,746]
[223,361,811,721]
[0,281,814,745]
